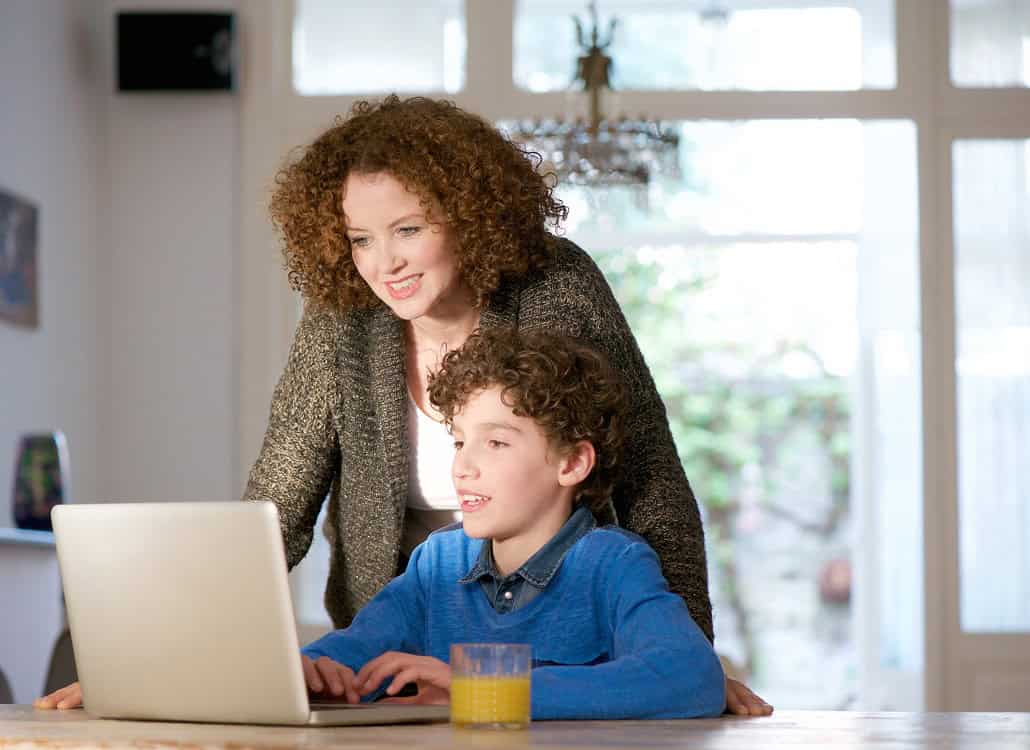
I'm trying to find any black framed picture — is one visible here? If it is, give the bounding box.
[0,187,39,328]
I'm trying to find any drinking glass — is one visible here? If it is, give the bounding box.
[450,643,531,729]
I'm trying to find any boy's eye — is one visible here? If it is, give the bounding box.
[453,440,464,450]
[487,440,507,449]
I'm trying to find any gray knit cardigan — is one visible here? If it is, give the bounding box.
[242,238,714,642]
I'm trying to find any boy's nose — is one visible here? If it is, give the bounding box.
[452,453,478,480]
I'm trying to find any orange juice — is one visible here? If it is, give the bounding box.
[450,675,531,727]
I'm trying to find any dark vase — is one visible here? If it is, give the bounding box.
[12,432,69,532]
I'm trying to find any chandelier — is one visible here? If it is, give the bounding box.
[511,2,680,192]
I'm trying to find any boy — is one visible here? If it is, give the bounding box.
[301,328,726,720]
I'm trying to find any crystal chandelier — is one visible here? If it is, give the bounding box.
[511,2,680,191]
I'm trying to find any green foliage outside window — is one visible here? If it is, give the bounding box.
[593,248,851,681]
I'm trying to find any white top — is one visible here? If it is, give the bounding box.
[403,390,461,555]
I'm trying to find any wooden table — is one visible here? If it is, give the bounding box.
[1,705,1028,749]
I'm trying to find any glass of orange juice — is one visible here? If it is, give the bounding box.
[450,643,532,729]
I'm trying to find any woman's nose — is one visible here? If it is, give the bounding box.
[377,241,404,274]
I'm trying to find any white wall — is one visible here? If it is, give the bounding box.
[0,0,104,529]
[0,0,241,702]
[101,0,239,504]
[1,0,241,511]
[0,0,104,705]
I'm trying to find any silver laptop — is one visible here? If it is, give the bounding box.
[52,501,449,726]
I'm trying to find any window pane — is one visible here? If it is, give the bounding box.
[950,0,1030,87]
[526,119,919,707]
[506,119,865,236]
[293,0,465,95]
[515,0,896,92]
[954,139,1030,632]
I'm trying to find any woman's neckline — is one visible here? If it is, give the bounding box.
[408,385,446,424]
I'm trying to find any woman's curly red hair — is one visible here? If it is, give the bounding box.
[427,328,628,515]
[269,96,568,310]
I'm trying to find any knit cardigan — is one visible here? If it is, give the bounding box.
[242,237,714,641]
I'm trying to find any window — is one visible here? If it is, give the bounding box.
[954,139,1030,632]
[293,0,466,95]
[515,0,896,91]
[951,0,1030,87]
[537,119,919,708]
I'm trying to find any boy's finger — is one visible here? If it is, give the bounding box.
[315,658,344,695]
[355,653,395,688]
[302,657,323,693]
[356,658,399,694]
[385,667,418,695]
[342,672,360,704]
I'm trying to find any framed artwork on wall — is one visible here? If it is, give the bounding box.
[0,187,39,328]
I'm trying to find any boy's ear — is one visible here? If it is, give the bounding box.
[557,440,595,488]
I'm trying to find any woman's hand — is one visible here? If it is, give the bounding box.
[302,654,361,704]
[725,676,773,716]
[355,651,451,705]
[34,682,83,710]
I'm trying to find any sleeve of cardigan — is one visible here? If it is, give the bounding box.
[241,303,341,571]
[520,240,714,643]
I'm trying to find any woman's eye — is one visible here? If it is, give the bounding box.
[349,236,370,248]
[398,226,422,237]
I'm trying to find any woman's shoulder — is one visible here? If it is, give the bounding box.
[518,237,612,304]
[544,235,604,277]
[511,236,623,338]
[295,301,379,348]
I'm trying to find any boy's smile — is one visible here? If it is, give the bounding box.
[450,386,582,575]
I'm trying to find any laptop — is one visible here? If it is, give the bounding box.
[51,501,449,726]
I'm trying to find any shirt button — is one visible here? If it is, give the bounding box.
[503,591,514,600]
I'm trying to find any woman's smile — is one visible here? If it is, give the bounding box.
[385,273,423,299]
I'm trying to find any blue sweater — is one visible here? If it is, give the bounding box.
[302,524,726,720]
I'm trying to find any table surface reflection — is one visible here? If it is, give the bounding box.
[1,705,1029,749]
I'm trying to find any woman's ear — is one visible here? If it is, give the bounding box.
[557,440,596,488]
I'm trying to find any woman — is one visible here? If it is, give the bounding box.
[38,96,770,715]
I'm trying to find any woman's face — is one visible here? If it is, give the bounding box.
[342,171,467,322]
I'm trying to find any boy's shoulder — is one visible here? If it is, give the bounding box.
[571,524,656,564]
[414,522,482,569]
[427,520,465,539]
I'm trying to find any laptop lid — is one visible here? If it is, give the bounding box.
[52,502,447,726]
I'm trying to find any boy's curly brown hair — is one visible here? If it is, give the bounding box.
[427,328,627,515]
[268,96,568,311]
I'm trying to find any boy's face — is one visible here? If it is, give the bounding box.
[450,386,574,544]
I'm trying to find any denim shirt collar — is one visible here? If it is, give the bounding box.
[459,504,596,588]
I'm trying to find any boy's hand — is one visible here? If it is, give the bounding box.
[355,651,451,705]
[302,654,360,704]
[34,682,83,710]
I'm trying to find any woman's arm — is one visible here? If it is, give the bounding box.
[521,240,714,642]
[242,303,342,570]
